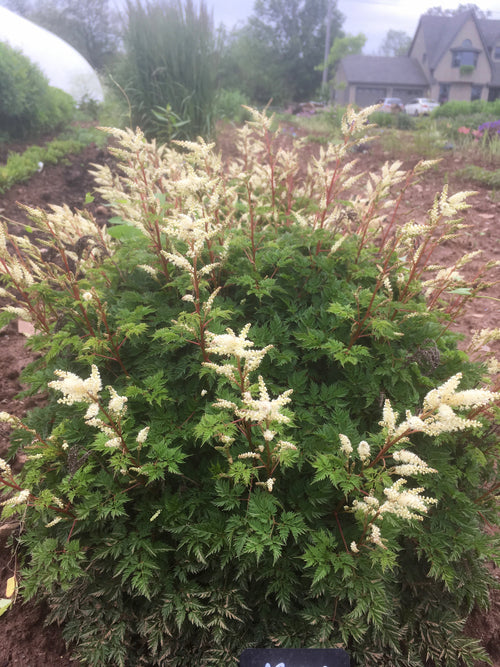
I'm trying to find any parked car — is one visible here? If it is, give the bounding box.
[378,97,404,113]
[404,98,440,116]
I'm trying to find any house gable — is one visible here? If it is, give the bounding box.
[431,12,492,90]
[407,18,431,78]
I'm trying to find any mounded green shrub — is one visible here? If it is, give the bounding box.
[215,89,252,123]
[0,107,498,666]
[0,42,74,140]
[434,99,500,119]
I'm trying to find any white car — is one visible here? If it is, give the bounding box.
[404,98,440,116]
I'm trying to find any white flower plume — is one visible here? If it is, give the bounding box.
[235,376,292,425]
[49,365,102,405]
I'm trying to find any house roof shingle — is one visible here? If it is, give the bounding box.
[339,55,428,86]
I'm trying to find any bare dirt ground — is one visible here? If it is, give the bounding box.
[0,122,499,665]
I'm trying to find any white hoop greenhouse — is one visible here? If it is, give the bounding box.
[0,7,104,103]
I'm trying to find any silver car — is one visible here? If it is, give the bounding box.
[378,97,404,113]
[404,98,440,116]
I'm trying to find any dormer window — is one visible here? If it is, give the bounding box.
[451,39,480,67]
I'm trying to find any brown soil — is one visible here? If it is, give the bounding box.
[0,124,499,665]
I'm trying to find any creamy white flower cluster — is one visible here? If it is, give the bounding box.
[345,373,499,553]
[422,266,471,298]
[351,523,385,552]
[423,372,498,410]
[1,488,30,507]
[338,434,370,462]
[92,127,235,291]
[21,203,113,252]
[391,449,437,477]
[49,366,129,449]
[434,185,475,220]
[203,324,296,488]
[339,439,437,478]
[0,411,17,425]
[469,327,500,353]
[136,427,150,444]
[204,324,273,388]
[49,365,102,406]
[91,127,174,234]
[0,207,113,311]
[0,457,12,477]
[352,479,438,522]
[341,104,379,138]
[214,375,292,426]
[160,250,193,276]
[378,373,498,440]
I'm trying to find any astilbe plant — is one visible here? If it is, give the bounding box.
[0,105,499,666]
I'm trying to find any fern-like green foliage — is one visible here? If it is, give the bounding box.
[0,106,498,666]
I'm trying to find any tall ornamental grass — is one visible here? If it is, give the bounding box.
[115,0,218,141]
[0,106,499,666]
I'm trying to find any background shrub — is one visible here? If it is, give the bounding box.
[0,108,498,666]
[434,99,500,119]
[214,89,252,124]
[368,110,416,130]
[0,42,74,140]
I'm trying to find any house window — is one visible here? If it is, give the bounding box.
[471,85,482,101]
[494,45,500,60]
[452,50,478,67]
[451,39,479,67]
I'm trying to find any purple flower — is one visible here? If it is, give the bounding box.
[477,120,500,135]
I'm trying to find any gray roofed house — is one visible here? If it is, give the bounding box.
[335,10,500,107]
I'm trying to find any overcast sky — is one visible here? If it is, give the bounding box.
[206,0,500,54]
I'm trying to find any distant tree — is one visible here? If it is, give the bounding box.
[326,32,366,71]
[219,25,289,105]
[227,0,344,104]
[379,29,411,56]
[425,4,491,18]
[0,0,121,71]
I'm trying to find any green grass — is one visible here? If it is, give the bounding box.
[0,124,107,194]
[455,164,500,188]
[277,107,346,139]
